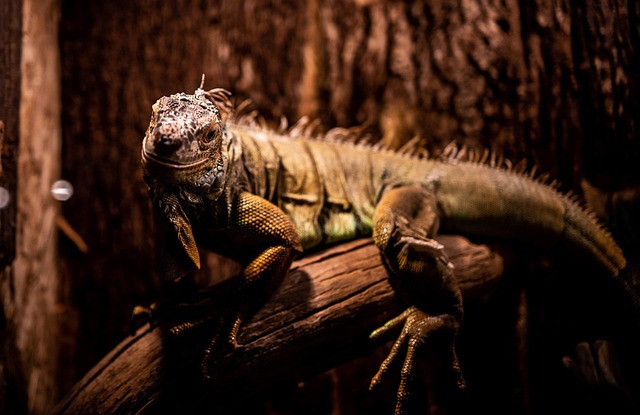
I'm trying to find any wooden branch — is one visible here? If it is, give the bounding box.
[54,236,507,415]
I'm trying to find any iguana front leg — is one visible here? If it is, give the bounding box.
[131,190,202,327]
[136,188,302,376]
[371,184,465,414]
[168,190,302,373]
[217,190,303,347]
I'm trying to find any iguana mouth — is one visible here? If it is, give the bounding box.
[141,148,209,170]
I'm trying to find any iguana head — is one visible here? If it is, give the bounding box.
[141,84,231,199]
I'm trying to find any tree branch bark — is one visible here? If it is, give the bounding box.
[53,236,507,415]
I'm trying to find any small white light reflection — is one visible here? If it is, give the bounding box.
[0,187,10,209]
[51,180,74,201]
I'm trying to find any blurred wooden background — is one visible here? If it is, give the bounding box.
[1,0,639,414]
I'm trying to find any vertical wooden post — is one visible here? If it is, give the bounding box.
[1,0,63,413]
[0,0,25,413]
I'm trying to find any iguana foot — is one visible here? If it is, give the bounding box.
[370,306,464,415]
[167,297,244,345]
[131,282,247,377]
[130,296,213,334]
[130,274,201,333]
[158,285,250,377]
[130,297,214,336]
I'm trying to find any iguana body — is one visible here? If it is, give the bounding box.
[141,85,627,414]
[224,124,625,274]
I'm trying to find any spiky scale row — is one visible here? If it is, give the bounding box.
[218,106,627,279]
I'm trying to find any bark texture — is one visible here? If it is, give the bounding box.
[13,0,63,413]
[54,237,508,415]
[0,0,64,414]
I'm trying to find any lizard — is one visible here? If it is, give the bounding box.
[139,80,630,414]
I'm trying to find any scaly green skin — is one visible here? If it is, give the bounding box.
[233,124,626,275]
[141,86,627,415]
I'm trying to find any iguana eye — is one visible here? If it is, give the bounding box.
[202,125,219,144]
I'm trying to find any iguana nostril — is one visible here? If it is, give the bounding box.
[155,136,182,154]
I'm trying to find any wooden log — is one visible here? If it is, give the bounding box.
[53,236,506,415]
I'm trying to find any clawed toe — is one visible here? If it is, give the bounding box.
[169,301,246,379]
[130,303,160,334]
[370,306,464,414]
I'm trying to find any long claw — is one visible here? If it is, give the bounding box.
[450,344,466,389]
[226,310,245,349]
[370,307,413,340]
[396,342,419,415]
[370,307,463,414]
[370,328,408,389]
[200,325,223,378]
[169,314,220,337]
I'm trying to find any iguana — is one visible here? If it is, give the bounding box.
[139,81,629,414]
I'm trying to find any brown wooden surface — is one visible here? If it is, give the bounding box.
[12,0,63,413]
[54,236,507,415]
[0,0,64,414]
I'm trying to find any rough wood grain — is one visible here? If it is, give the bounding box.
[54,236,506,415]
[0,0,63,414]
